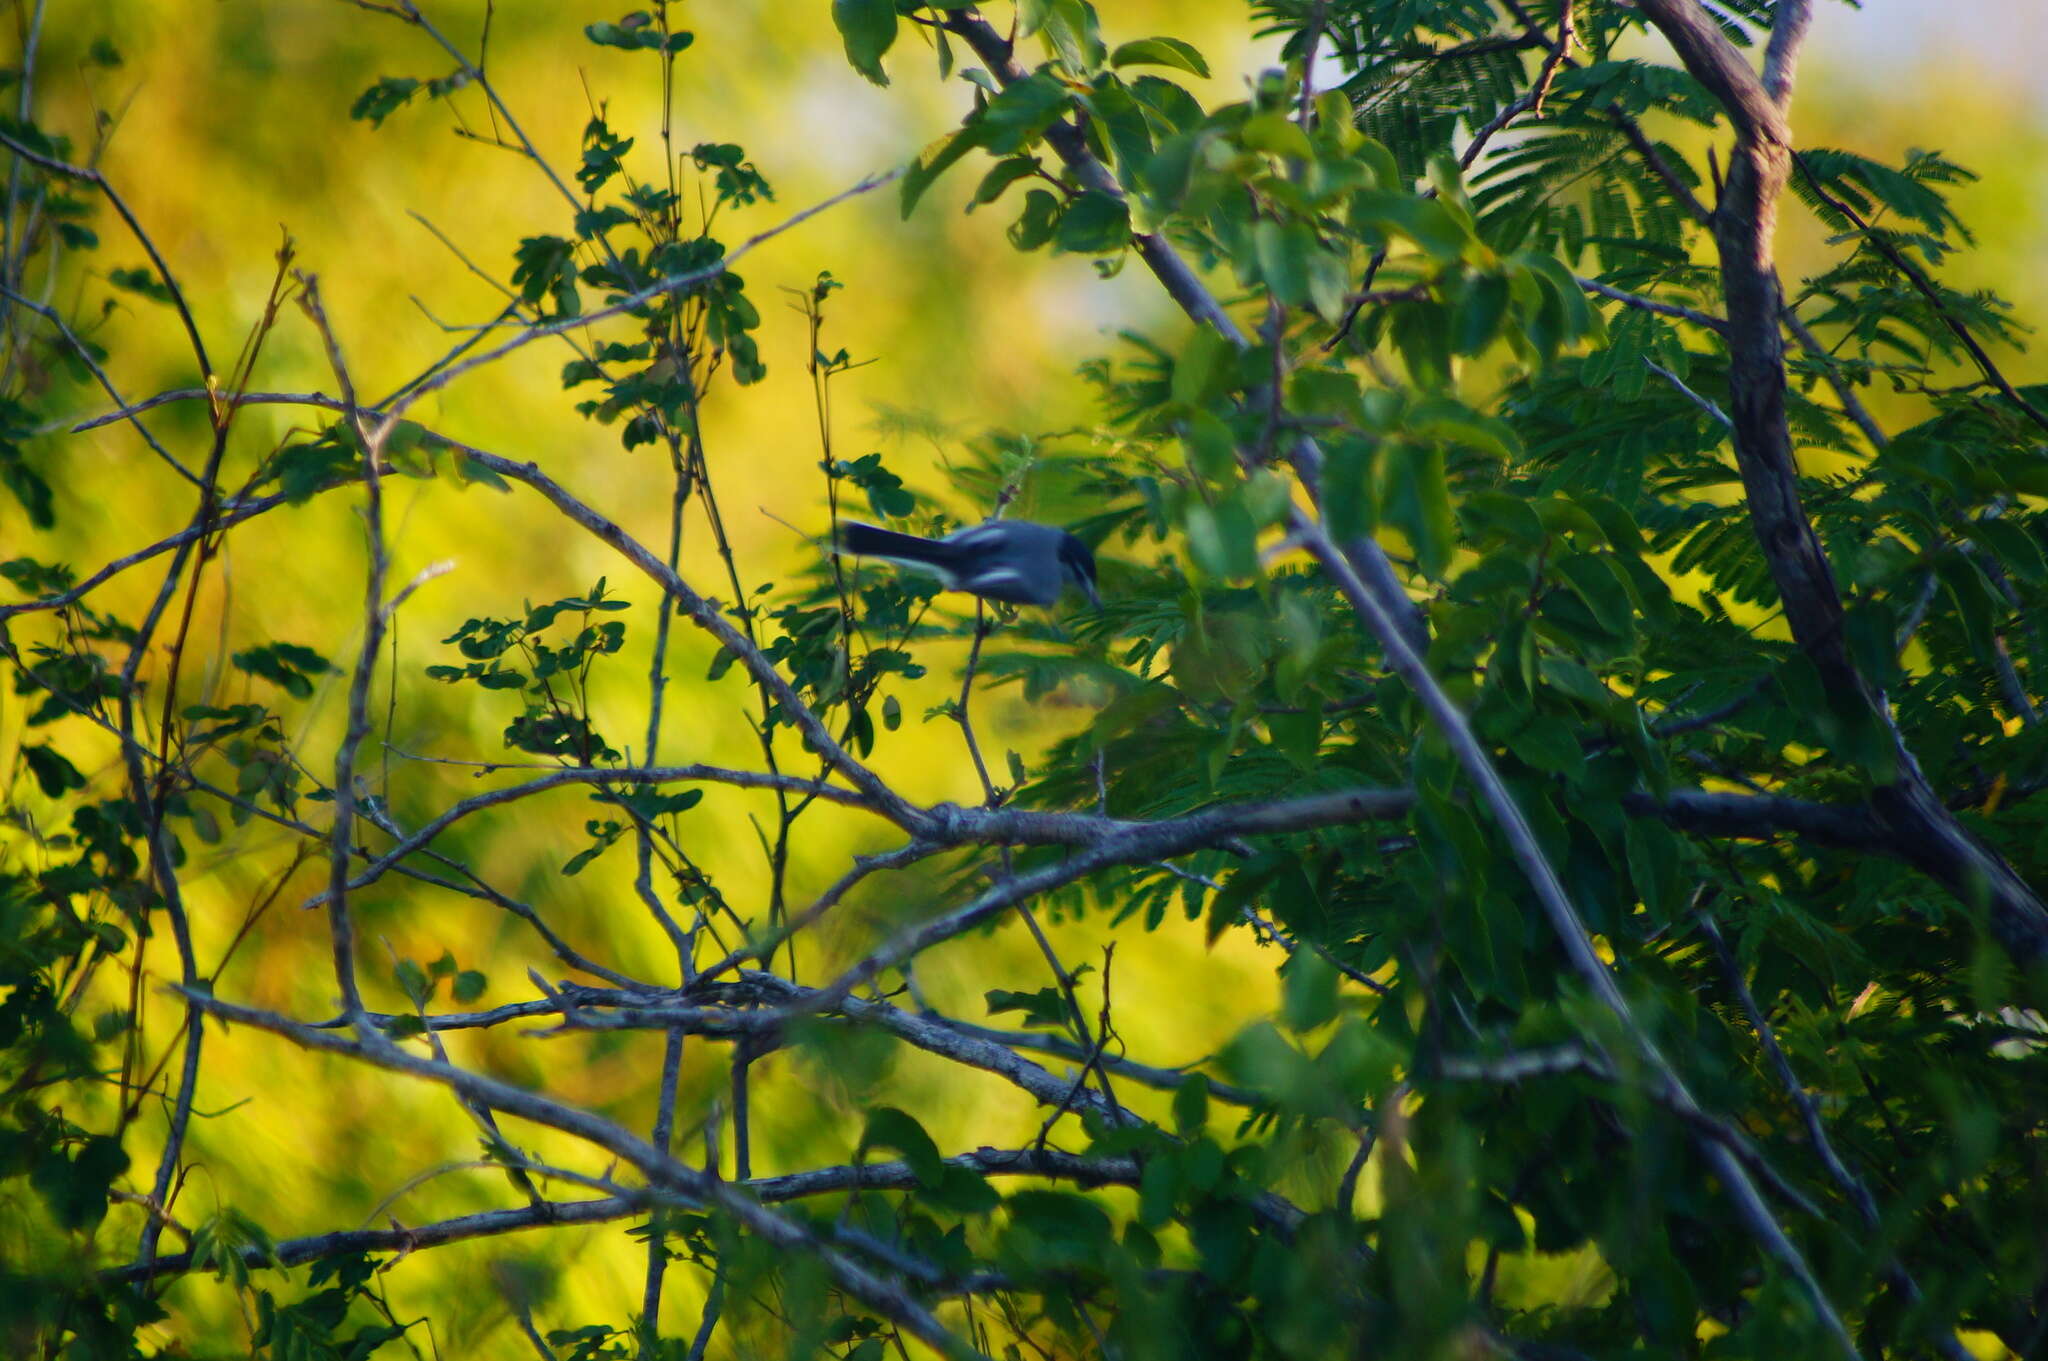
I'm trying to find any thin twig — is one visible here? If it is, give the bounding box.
[1791,151,2048,440]
[1697,912,1972,1361]
[1530,0,1574,117]
[0,128,212,376]
[0,282,198,484]
[376,166,903,431]
[1646,357,1732,429]
[640,1027,685,1331]
[1576,274,1726,332]
[298,277,381,1025]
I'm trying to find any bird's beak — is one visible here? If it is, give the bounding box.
[1079,576,1101,610]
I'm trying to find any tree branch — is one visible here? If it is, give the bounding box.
[1576,274,1726,332]
[0,128,212,377]
[937,7,1427,656]
[175,991,989,1358]
[1696,912,1973,1361]
[1636,0,2048,972]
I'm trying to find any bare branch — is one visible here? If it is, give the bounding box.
[298,278,380,1025]
[0,489,292,622]
[178,990,989,1358]
[1530,0,1575,117]
[0,282,199,485]
[104,1146,1176,1289]
[1761,0,1816,110]
[0,128,212,377]
[1576,274,1726,332]
[301,764,878,911]
[1645,357,1732,429]
[1634,0,1786,149]
[1459,91,1537,171]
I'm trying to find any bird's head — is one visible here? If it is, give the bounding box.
[1058,533,1100,609]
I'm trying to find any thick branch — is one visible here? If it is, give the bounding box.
[1761,0,1816,110]
[1637,0,2048,972]
[1634,1,1786,147]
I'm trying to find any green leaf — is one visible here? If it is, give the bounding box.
[585,17,692,53]
[1282,949,1339,1032]
[1555,553,1636,638]
[23,743,86,797]
[1185,500,1258,581]
[986,986,1067,1029]
[1963,517,2047,585]
[348,77,419,129]
[562,841,611,876]
[108,266,172,304]
[1625,820,1684,920]
[1238,112,1313,160]
[232,642,338,700]
[31,1135,128,1230]
[1052,191,1130,254]
[1109,36,1209,79]
[831,0,896,85]
[1206,859,1281,945]
[1009,188,1062,250]
[925,1162,1001,1213]
[900,128,979,217]
[1379,443,1455,579]
[1323,439,1375,542]
[394,959,432,1008]
[1254,217,1313,307]
[1004,1190,1114,1269]
[1455,273,1510,354]
[1348,189,1474,261]
[1179,411,1239,482]
[969,156,1039,210]
[1173,325,1234,407]
[978,72,1070,153]
[1241,470,1292,529]
[859,1106,942,1185]
[1172,1073,1210,1134]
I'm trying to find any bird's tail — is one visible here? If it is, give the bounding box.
[836,521,964,572]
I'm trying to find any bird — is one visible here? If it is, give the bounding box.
[836,519,1100,609]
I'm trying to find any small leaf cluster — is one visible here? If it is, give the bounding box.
[429,581,631,764]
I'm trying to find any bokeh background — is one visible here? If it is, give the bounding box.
[6,0,2044,1351]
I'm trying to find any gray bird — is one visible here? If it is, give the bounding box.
[837,519,1099,609]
